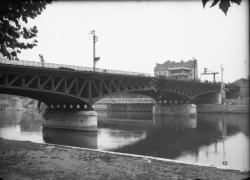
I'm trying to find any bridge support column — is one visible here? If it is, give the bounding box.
[153,104,197,116]
[43,110,98,131]
[217,91,226,104]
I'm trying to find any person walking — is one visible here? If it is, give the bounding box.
[39,54,44,67]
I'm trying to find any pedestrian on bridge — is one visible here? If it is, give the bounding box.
[39,54,44,67]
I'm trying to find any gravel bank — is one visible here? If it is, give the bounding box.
[0,138,249,180]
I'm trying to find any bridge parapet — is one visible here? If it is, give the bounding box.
[0,58,153,77]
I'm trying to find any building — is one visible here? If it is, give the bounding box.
[231,78,249,98]
[154,58,198,80]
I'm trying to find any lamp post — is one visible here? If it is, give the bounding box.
[220,65,225,104]
[90,30,100,72]
[221,65,224,91]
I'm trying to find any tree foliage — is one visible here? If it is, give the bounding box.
[0,0,52,60]
[202,0,242,15]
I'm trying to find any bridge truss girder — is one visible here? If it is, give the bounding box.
[152,78,221,104]
[0,65,229,111]
[0,67,152,110]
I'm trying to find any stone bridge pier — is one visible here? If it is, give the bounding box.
[43,110,98,131]
[152,90,226,116]
[43,103,98,131]
[153,102,197,116]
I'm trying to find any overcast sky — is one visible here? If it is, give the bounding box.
[19,0,249,83]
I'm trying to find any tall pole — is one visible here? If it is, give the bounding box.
[90,30,97,72]
[193,58,196,80]
[93,30,96,72]
[220,65,225,104]
[221,65,224,90]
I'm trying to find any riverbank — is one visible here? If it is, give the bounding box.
[197,104,249,113]
[0,138,249,180]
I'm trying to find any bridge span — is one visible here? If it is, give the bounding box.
[0,59,229,109]
[0,59,239,131]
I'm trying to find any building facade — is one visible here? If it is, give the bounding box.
[154,58,198,80]
[232,78,249,98]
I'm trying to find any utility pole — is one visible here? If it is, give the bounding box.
[192,57,197,80]
[201,68,219,83]
[90,30,100,72]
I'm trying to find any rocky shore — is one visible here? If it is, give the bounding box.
[0,138,249,180]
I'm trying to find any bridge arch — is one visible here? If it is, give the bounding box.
[93,89,155,104]
[191,90,218,104]
[0,86,92,110]
[155,90,192,103]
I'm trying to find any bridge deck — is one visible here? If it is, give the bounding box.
[0,58,153,77]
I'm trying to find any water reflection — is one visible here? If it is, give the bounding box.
[0,110,24,126]
[0,109,249,170]
[97,111,249,170]
[0,110,43,143]
[43,128,98,149]
[107,114,198,159]
[175,113,249,170]
[97,128,146,151]
[153,115,197,130]
[20,111,42,132]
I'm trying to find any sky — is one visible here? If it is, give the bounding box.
[19,0,249,83]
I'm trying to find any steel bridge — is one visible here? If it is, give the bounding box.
[0,59,238,111]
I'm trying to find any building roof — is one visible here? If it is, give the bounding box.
[232,78,249,85]
[168,67,192,71]
[154,59,197,70]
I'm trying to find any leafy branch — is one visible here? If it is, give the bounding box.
[202,0,242,15]
[0,0,52,60]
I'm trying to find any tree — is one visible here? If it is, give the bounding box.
[0,0,52,60]
[202,0,242,15]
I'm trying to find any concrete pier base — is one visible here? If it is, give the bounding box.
[43,110,98,131]
[153,104,197,116]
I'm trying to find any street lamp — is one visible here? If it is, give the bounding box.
[220,65,224,90]
[220,65,226,104]
[90,30,100,72]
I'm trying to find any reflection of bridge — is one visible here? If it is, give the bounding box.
[0,59,237,110]
[103,113,243,167]
[43,112,246,167]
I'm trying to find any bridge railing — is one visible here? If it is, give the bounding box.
[0,58,153,77]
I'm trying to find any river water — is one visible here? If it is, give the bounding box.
[0,109,249,171]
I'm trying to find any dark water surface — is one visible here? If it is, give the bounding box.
[0,110,249,171]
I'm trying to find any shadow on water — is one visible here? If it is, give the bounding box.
[42,128,98,149]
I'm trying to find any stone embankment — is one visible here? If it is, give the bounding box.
[197,104,248,113]
[0,138,249,180]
